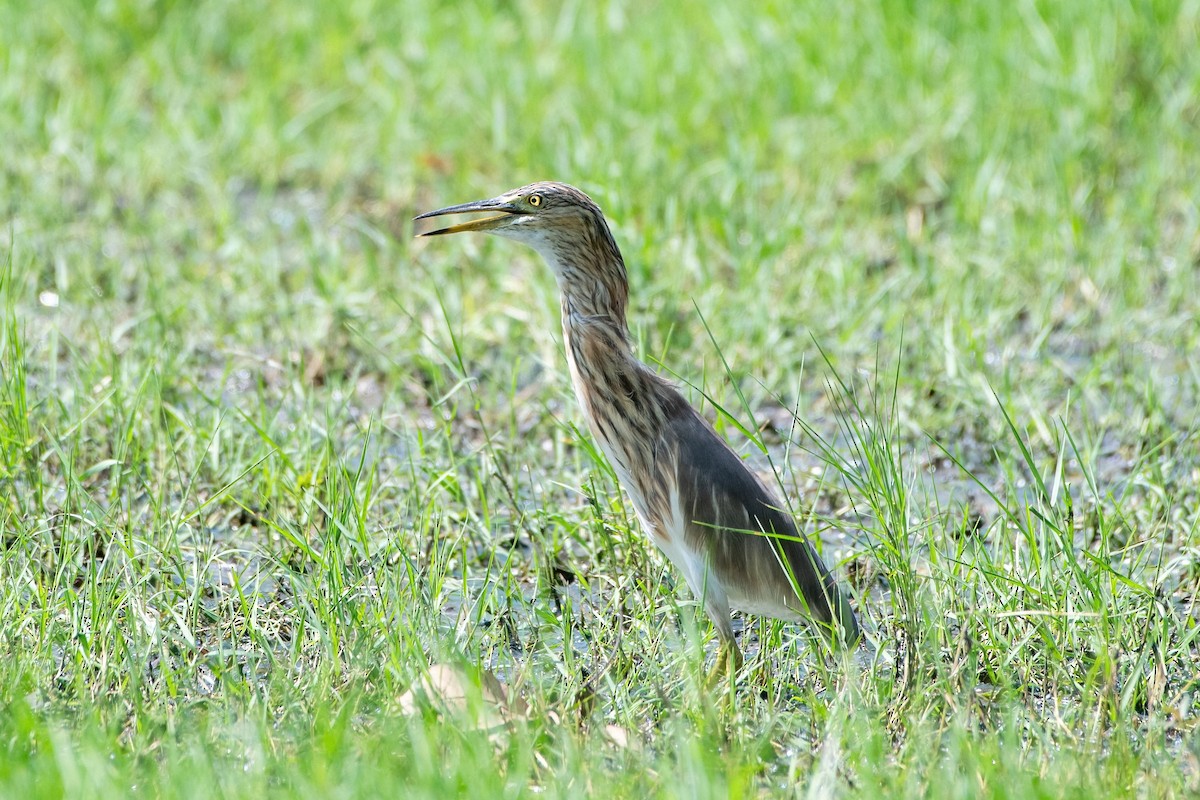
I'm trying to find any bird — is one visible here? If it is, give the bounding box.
[414,182,860,679]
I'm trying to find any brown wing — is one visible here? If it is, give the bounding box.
[666,406,861,647]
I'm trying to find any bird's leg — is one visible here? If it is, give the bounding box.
[703,599,741,688]
[705,636,744,688]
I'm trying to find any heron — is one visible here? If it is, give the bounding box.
[415,182,860,680]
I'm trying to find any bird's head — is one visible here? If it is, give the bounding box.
[415,181,628,318]
[416,182,613,261]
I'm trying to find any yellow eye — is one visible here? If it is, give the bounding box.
[528,194,542,207]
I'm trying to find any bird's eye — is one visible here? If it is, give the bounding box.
[528,194,542,207]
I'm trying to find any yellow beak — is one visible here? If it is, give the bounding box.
[413,196,524,236]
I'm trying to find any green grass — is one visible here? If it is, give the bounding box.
[2,0,1199,795]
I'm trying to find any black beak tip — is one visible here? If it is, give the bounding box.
[413,208,452,236]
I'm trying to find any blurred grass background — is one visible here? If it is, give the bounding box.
[1,0,1198,796]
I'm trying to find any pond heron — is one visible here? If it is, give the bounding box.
[415,182,860,679]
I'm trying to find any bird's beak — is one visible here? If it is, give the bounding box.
[413,196,525,236]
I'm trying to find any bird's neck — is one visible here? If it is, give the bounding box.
[531,224,657,470]
[557,282,629,334]
[558,281,655,505]
[557,267,636,385]
[550,256,649,447]
[548,246,680,537]
[550,234,634,378]
[522,210,629,329]
[533,232,632,345]
[551,260,629,325]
